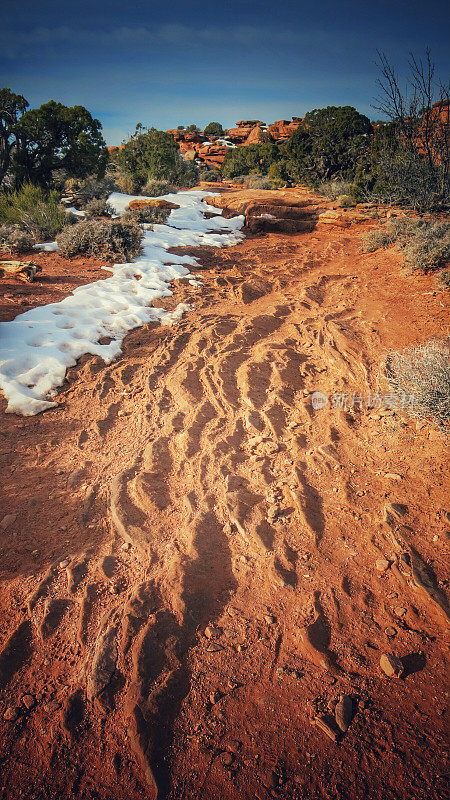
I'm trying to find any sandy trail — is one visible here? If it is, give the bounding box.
[0,188,448,800]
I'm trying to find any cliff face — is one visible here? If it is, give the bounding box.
[166,116,304,167]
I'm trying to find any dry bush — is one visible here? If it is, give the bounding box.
[234,174,273,189]
[361,215,449,271]
[141,179,177,196]
[77,176,118,204]
[386,338,450,430]
[437,268,450,290]
[122,206,171,226]
[319,180,354,200]
[0,224,34,254]
[337,194,356,208]
[402,220,450,272]
[56,219,141,262]
[85,197,113,218]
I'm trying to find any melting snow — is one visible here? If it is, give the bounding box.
[0,190,244,416]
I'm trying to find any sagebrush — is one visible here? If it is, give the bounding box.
[0,183,67,240]
[56,219,141,261]
[386,339,450,431]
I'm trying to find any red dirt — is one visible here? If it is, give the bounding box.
[0,188,448,800]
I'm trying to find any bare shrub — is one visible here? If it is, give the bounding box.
[437,268,450,289]
[0,224,34,254]
[319,180,354,200]
[234,174,273,189]
[56,219,141,262]
[77,176,118,204]
[141,179,177,196]
[403,220,450,272]
[361,215,449,270]
[386,339,450,430]
[122,206,171,225]
[85,197,113,218]
[361,226,397,252]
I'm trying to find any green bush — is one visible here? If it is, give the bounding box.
[386,339,450,431]
[204,122,224,137]
[337,194,356,208]
[0,182,67,240]
[222,142,281,179]
[56,219,142,261]
[114,126,198,190]
[0,224,34,254]
[199,168,221,182]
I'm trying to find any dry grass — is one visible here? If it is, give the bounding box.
[386,339,450,431]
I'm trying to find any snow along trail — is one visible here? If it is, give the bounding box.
[0,190,245,416]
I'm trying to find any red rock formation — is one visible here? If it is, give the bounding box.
[268,117,303,140]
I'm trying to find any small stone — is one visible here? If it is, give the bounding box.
[44,699,61,712]
[121,542,131,552]
[209,690,221,705]
[313,715,339,741]
[394,606,407,617]
[59,558,70,569]
[31,549,39,556]
[385,627,397,637]
[0,514,16,530]
[264,615,276,625]
[205,642,223,653]
[376,558,390,572]
[21,694,36,710]
[335,695,353,733]
[205,625,221,639]
[220,752,234,766]
[3,705,19,721]
[380,653,404,678]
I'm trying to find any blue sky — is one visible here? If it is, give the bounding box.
[1,0,448,144]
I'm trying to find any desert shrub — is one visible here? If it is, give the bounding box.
[84,197,113,218]
[77,176,118,204]
[386,339,450,431]
[122,206,171,225]
[337,194,356,208]
[319,180,354,200]
[402,220,450,272]
[56,219,142,261]
[234,174,272,189]
[222,142,281,179]
[0,182,67,240]
[0,224,34,254]
[361,215,449,271]
[361,226,396,252]
[141,178,176,196]
[437,269,450,290]
[113,171,140,194]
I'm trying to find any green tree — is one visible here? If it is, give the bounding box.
[14,101,108,185]
[222,142,281,178]
[0,88,29,186]
[115,126,198,188]
[204,122,224,137]
[287,106,373,183]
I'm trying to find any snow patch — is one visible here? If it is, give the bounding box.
[0,190,244,416]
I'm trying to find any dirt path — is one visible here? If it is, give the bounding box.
[0,189,448,800]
